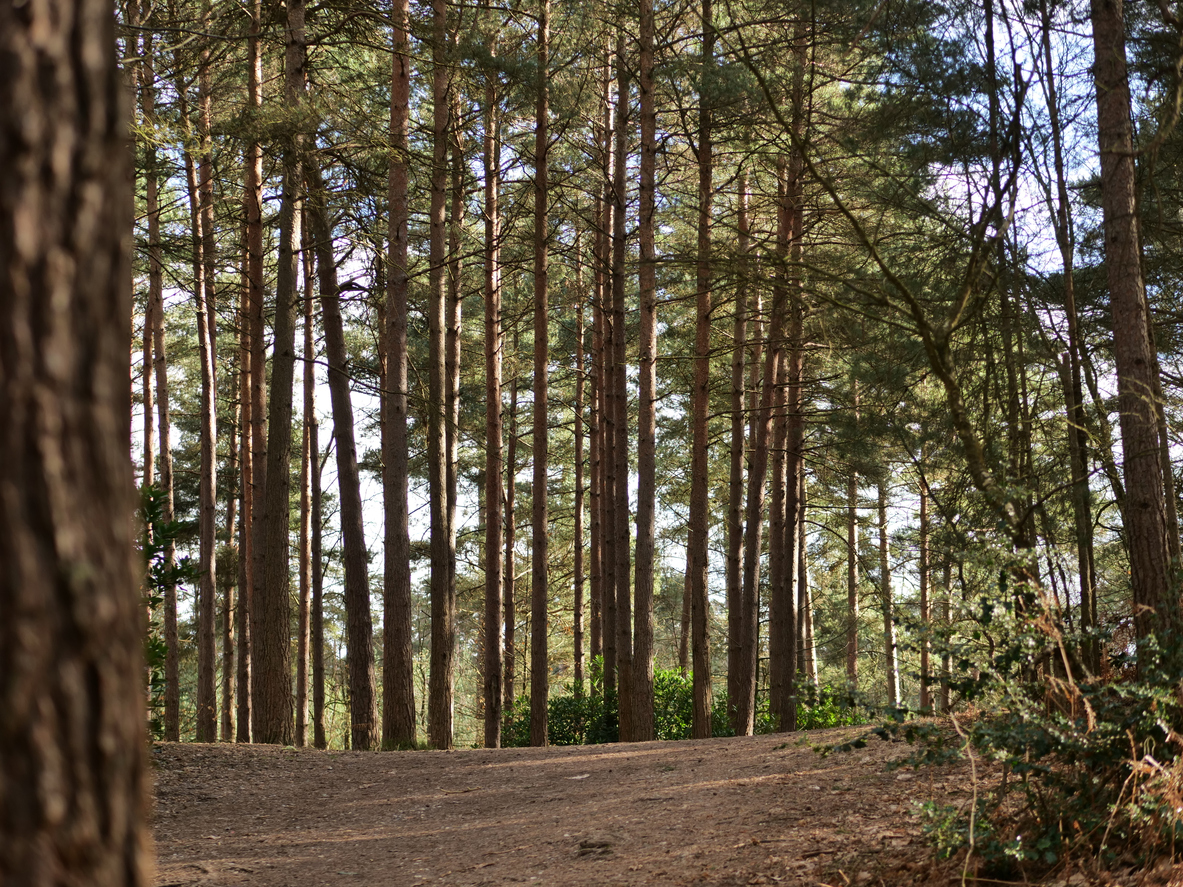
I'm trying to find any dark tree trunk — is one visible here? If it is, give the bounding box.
[253,0,305,745]
[0,0,150,874]
[307,163,379,751]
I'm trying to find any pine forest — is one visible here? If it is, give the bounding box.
[8,0,1183,879]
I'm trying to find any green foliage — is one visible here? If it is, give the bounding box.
[139,484,197,741]
[874,596,1183,878]
[795,684,870,731]
[503,657,867,747]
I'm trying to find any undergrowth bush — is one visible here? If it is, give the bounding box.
[503,657,866,747]
[851,591,1183,880]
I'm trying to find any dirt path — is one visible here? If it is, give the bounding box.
[151,727,969,887]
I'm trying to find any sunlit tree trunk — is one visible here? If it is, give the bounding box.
[846,385,860,691]
[504,361,519,713]
[574,248,586,690]
[1090,0,1173,642]
[296,223,315,747]
[918,468,931,710]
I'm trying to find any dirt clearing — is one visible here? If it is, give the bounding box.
[150,727,972,887]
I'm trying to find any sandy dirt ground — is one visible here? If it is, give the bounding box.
[150,726,978,887]
[151,726,1178,887]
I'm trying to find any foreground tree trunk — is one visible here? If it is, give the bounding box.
[1090,0,1173,642]
[0,0,150,876]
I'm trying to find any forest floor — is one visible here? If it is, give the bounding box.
[149,726,1170,887]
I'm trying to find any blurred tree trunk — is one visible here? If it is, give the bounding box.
[0,0,150,874]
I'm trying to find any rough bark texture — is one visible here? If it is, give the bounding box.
[383,0,416,750]
[879,482,901,707]
[0,0,150,876]
[296,229,315,747]
[1090,0,1173,641]
[504,372,519,712]
[253,0,305,745]
[530,1,551,748]
[631,0,658,742]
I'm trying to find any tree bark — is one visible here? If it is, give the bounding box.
[296,222,315,747]
[482,24,505,748]
[504,365,519,713]
[879,481,900,707]
[726,170,749,735]
[0,0,150,873]
[689,0,716,738]
[631,0,658,742]
[427,0,456,750]
[383,0,417,749]
[253,0,305,744]
[1090,0,1173,642]
[307,163,379,751]
[530,0,551,748]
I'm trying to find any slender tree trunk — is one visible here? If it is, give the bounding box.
[1090,0,1173,642]
[504,363,519,713]
[846,386,860,691]
[726,170,749,735]
[610,33,633,739]
[241,0,266,745]
[144,25,180,745]
[221,386,238,742]
[307,163,379,751]
[253,0,305,744]
[311,418,326,749]
[427,0,456,749]
[631,0,658,742]
[589,211,604,668]
[879,481,900,707]
[530,0,551,748]
[574,249,587,690]
[483,30,505,748]
[296,224,315,747]
[0,0,149,871]
[599,45,618,699]
[918,468,931,710]
[383,0,416,750]
[940,561,952,712]
[689,0,716,738]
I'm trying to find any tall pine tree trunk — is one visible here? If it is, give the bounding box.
[383,0,416,749]
[307,163,379,750]
[482,27,505,748]
[689,0,716,738]
[530,0,551,748]
[632,0,658,742]
[253,0,305,744]
[1090,0,1173,642]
